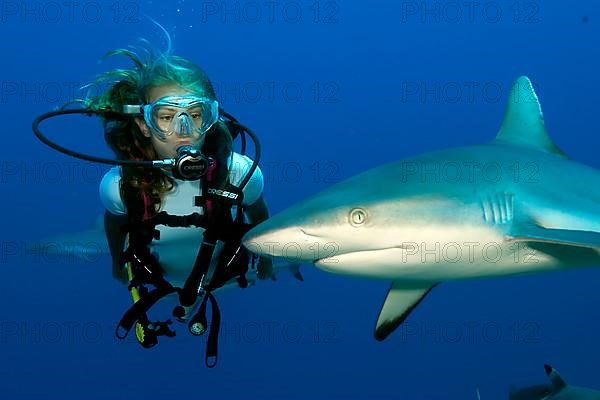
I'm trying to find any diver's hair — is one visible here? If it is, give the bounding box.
[83,30,233,220]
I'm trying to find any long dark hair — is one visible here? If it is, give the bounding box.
[84,39,233,220]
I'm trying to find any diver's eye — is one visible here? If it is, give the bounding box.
[349,208,368,226]
[189,108,203,120]
[157,113,175,122]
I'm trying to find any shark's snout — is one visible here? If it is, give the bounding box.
[243,222,329,263]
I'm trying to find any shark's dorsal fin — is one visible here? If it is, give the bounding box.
[544,364,568,390]
[493,76,566,157]
[544,364,567,390]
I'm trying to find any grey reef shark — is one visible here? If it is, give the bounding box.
[509,364,600,400]
[243,76,600,341]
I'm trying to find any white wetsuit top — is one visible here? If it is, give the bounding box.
[99,152,264,286]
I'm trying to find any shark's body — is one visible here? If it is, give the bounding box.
[510,364,600,400]
[243,76,600,340]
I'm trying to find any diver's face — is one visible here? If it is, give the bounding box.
[135,84,207,159]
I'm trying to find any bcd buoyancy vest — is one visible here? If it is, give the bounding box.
[115,155,258,368]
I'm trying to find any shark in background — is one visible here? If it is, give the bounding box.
[243,76,600,341]
[30,214,302,290]
[30,214,111,263]
[509,364,600,400]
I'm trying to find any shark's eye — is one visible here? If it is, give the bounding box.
[349,208,367,226]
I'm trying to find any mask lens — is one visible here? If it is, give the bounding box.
[144,96,218,140]
[153,106,177,133]
[152,108,202,136]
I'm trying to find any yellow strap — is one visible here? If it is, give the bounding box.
[127,262,141,303]
[125,237,141,303]
[125,238,146,343]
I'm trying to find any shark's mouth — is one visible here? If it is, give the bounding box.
[313,246,411,267]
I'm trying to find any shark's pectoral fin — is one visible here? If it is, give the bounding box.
[508,223,600,249]
[374,281,438,341]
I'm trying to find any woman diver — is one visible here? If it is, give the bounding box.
[79,36,272,363]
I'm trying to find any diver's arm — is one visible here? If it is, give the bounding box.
[244,195,273,279]
[104,210,129,283]
[244,194,269,224]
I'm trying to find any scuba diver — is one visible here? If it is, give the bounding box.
[32,35,273,367]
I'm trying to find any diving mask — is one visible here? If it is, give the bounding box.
[124,95,219,141]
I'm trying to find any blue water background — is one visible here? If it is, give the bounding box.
[1,1,599,398]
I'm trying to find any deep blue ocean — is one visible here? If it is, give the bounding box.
[2,1,599,399]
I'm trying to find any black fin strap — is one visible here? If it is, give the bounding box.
[199,291,221,368]
[115,286,178,339]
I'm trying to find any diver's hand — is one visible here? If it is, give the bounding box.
[257,256,275,280]
[112,262,129,284]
